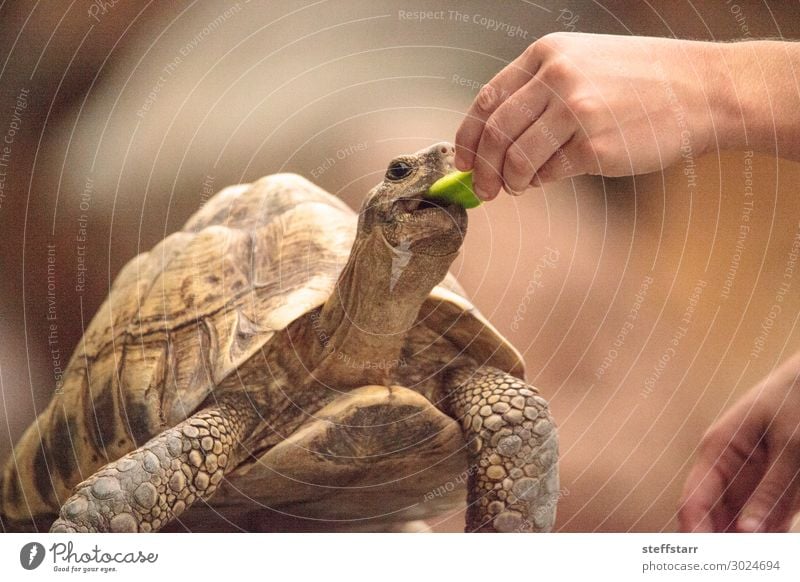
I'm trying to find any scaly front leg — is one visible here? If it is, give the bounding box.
[441,366,559,532]
[50,395,259,533]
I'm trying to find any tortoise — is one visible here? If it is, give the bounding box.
[0,142,558,533]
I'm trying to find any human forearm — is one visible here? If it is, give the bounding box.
[708,40,800,160]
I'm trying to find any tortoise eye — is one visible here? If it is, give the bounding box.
[385,160,414,181]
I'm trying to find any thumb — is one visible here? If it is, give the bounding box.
[738,449,800,532]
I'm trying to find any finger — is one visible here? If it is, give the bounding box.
[455,48,543,171]
[530,136,584,186]
[738,447,800,532]
[502,103,575,194]
[678,460,726,533]
[471,80,551,199]
[723,441,769,529]
[678,424,742,533]
[772,489,800,532]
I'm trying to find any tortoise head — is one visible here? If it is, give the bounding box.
[313,143,468,385]
[358,142,468,257]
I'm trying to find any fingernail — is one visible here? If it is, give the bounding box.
[473,183,490,201]
[476,85,497,112]
[455,155,470,171]
[738,515,763,532]
[693,518,714,533]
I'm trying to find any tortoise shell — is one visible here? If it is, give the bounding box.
[1,173,523,523]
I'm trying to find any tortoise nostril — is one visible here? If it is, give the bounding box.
[420,142,454,158]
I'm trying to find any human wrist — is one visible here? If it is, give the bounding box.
[707,40,800,158]
[696,40,749,153]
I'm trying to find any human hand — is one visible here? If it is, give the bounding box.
[679,352,800,532]
[454,33,727,200]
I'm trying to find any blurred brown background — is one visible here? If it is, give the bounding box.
[1,0,800,532]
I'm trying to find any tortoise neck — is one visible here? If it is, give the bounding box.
[312,231,454,387]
